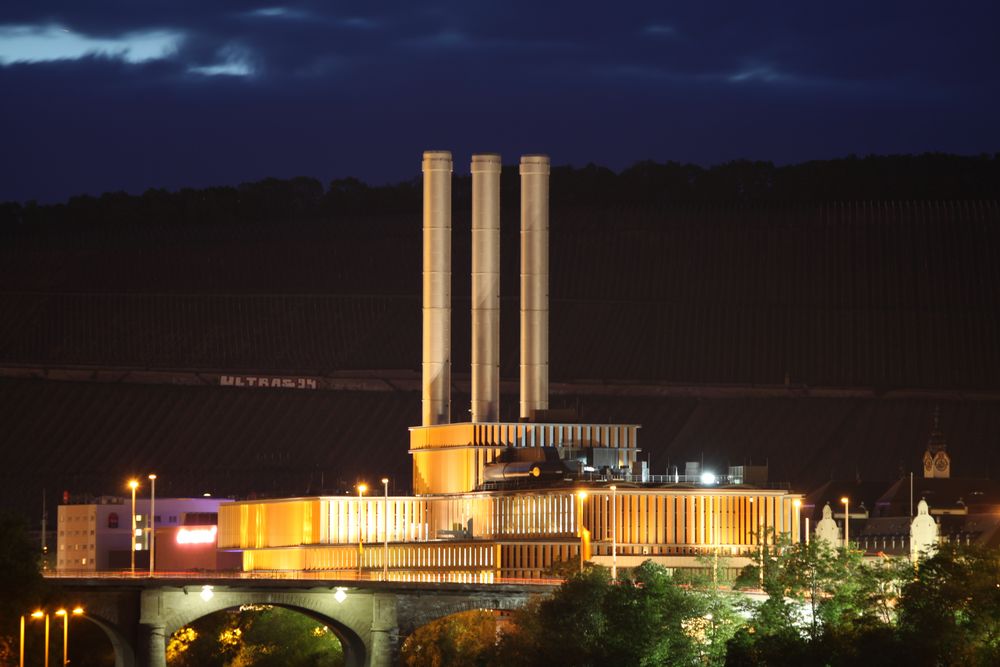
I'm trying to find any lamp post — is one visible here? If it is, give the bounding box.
[148,474,157,576]
[609,485,617,582]
[357,483,367,577]
[841,496,850,552]
[30,611,49,667]
[54,608,82,667]
[576,490,588,572]
[381,477,389,581]
[128,479,139,575]
[19,614,26,667]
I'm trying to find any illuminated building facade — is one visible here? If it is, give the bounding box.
[218,151,803,579]
[58,496,230,572]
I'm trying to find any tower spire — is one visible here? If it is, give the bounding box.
[922,404,950,479]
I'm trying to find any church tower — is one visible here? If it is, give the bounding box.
[922,405,950,479]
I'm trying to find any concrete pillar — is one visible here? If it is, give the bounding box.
[471,153,501,422]
[422,150,453,426]
[138,623,166,667]
[368,593,399,667]
[520,155,550,419]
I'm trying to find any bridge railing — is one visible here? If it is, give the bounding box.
[44,570,562,586]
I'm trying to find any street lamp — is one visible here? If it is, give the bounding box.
[357,483,367,577]
[609,485,617,581]
[381,477,389,581]
[148,474,157,576]
[54,608,83,667]
[30,610,49,667]
[840,496,850,551]
[576,490,588,572]
[19,613,27,667]
[128,479,139,575]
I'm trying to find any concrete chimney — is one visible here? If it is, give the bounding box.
[519,154,550,419]
[471,154,502,423]
[422,150,452,426]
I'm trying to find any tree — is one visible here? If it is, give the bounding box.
[0,513,48,662]
[166,606,343,667]
[728,533,907,666]
[401,610,500,667]
[491,562,739,666]
[897,544,1000,666]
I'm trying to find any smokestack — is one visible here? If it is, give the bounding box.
[519,154,550,420]
[471,154,501,423]
[422,150,452,426]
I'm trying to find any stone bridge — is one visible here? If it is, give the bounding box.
[53,576,555,667]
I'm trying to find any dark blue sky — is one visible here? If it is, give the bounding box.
[2,1,998,203]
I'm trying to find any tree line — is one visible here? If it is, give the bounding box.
[2,153,999,233]
[4,513,1000,666]
[402,539,1000,667]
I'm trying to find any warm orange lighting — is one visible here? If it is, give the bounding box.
[31,611,44,619]
[577,490,588,500]
[72,608,84,615]
[380,477,389,485]
[840,497,849,505]
[793,498,802,508]
[128,479,139,490]
[55,609,66,617]
[148,473,157,481]
[357,483,368,495]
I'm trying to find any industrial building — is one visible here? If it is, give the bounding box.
[217,152,802,579]
[3,175,999,538]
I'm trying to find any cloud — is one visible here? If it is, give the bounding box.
[643,24,677,37]
[0,1,997,203]
[245,7,313,21]
[0,23,181,64]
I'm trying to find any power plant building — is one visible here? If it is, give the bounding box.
[217,151,803,580]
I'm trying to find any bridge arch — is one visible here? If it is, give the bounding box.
[80,611,136,667]
[54,578,554,667]
[157,589,369,667]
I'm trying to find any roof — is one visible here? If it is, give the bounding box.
[802,480,891,520]
[874,476,1000,516]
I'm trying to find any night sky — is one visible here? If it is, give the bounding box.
[2,1,998,203]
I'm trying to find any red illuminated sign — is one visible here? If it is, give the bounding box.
[176,525,217,545]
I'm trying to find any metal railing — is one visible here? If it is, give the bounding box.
[44,569,561,586]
